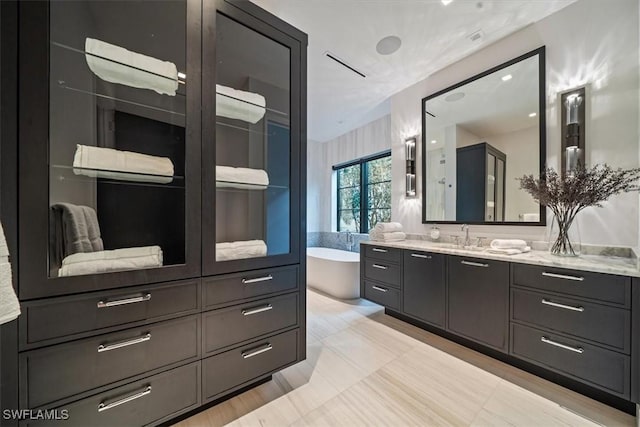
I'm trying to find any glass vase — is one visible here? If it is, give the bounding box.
[548,213,581,257]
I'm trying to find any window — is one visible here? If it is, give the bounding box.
[334,151,391,233]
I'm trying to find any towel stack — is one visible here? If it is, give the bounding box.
[369,222,406,242]
[216,84,266,124]
[216,240,267,261]
[0,222,20,325]
[216,166,269,189]
[59,246,163,277]
[487,239,531,255]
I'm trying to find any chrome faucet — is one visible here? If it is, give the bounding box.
[461,224,470,247]
[344,231,354,251]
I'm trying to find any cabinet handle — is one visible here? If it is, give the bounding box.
[372,285,388,293]
[542,272,584,282]
[242,343,273,359]
[541,336,584,354]
[242,304,273,316]
[541,298,585,312]
[97,293,151,308]
[411,253,432,259]
[242,274,273,284]
[372,248,388,253]
[460,260,489,268]
[98,386,151,412]
[372,264,388,270]
[97,333,151,353]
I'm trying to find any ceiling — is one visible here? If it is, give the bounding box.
[250,0,576,142]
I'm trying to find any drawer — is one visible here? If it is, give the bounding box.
[363,281,400,310]
[21,315,200,408]
[363,245,402,263]
[512,288,630,353]
[203,265,298,309]
[364,259,401,288]
[21,279,199,348]
[26,362,200,427]
[202,329,298,401]
[511,323,630,398]
[203,292,298,354]
[512,264,630,307]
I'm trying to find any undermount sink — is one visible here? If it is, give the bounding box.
[430,242,486,252]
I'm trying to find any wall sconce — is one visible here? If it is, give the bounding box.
[561,87,586,174]
[405,136,416,197]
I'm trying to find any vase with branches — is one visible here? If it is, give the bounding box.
[518,165,640,256]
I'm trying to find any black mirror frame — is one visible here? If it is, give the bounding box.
[421,46,546,226]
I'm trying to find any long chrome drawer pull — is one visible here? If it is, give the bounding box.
[541,336,584,354]
[372,286,388,293]
[97,293,151,308]
[461,260,489,268]
[372,264,388,270]
[97,333,151,353]
[372,248,388,253]
[542,272,584,282]
[411,253,431,259]
[541,299,585,312]
[98,386,151,412]
[242,304,273,316]
[242,275,273,284]
[242,343,273,359]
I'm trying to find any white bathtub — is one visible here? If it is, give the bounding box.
[307,247,360,299]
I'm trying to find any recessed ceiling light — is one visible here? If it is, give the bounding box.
[376,36,402,55]
[501,74,513,82]
[441,0,453,5]
[431,140,437,144]
[445,92,465,102]
[529,112,537,117]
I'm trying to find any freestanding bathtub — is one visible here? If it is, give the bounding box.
[307,247,360,299]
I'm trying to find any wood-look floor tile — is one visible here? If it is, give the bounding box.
[321,327,398,375]
[225,394,301,427]
[349,317,420,356]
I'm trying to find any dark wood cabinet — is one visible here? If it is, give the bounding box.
[402,250,445,327]
[447,255,509,351]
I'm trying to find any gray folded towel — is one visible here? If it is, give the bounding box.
[51,203,104,262]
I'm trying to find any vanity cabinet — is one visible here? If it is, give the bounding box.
[1,0,307,424]
[447,255,509,351]
[361,246,402,311]
[402,250,445,328]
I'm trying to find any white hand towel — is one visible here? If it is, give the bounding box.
[216,240,267,261]
[490,239,528,250]
[369,231,406,242]
[374,222,403,233]
[487,246,531,255]
[73,145,174,183]
[58,246,163,277]
[521,213,540,222]
[0,223,20,325]
[85,38,179,96]
[216,166,269,189]
[216,84,266,124]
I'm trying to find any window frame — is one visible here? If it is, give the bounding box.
[333,150,391,233]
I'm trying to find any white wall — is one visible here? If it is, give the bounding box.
[308,115,391,232]
[391,0,639,246]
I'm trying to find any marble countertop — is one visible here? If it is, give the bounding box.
[361,240,640,278]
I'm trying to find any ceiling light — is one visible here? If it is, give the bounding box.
[529,112,537,118]
[431,140,437,144]
[441,0,453,5]
[501,74,512,82]
[376,36,402,55]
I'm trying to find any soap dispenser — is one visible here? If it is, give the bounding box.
[429,225,440,241]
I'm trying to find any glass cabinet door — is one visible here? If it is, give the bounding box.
[19,0,201,298]
[203,3,301,275]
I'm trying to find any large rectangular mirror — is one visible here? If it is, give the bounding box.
[422,47,545,225]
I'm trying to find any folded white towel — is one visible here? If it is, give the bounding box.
[216,84,266,124]
[85,38,178,96]
[487,246,531,255]
[216,240,267,261]
[0,223,20,325]
[490,239,528,250]
[521,213,540,222]
[374,222,403,233]
[216,166,269,189]
[73,145,174,183]
[369,231,406,242]
[58,246,163,277]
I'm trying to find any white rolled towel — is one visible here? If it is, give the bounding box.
[0,223,20,325]
[58,246,163,277]
[216,84,266,124]
[369,231,406,242]
[490,239,529,250]
[216,240,267,261]
[73,145,174,183]
[374,222,403,233]
[216,166,269,189]
[85,38,179,96]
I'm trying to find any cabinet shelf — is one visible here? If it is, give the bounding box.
[51,165,185,189]
[216,91,288,118]
[215,181,288,191]
[215,120,276,137]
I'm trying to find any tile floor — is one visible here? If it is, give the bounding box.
[174,289,635,427]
